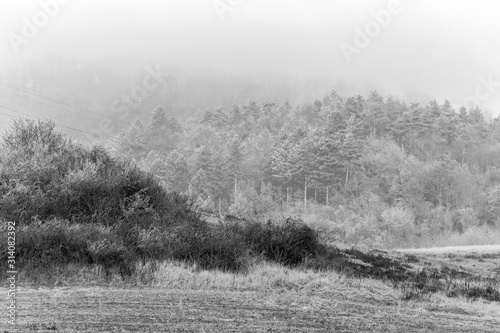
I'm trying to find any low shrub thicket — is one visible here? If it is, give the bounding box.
[0,216,319,277]
[0,119,198,227]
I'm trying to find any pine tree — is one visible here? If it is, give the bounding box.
[148,105,167,131]
[163,150,190,193]
[363,91,388,138]
[226,138,243,201]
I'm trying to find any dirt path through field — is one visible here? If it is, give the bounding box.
[395,245,500,279]
[396,245,500,254]
[4,287,499,332]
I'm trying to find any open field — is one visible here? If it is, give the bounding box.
[5,287,500,332]
[4,246,500,333]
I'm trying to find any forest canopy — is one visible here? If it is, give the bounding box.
[111,91,500,247]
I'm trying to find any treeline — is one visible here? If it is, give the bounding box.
[115,91,500,247]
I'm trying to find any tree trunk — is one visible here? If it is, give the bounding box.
[344,164,349,190]
[219,197,222,216]
[304,178,307,213]
[234,176,237,203]
[326,186,329,206]
[461,146,466,166]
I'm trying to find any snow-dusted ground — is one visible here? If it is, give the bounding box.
[396,244,500,254]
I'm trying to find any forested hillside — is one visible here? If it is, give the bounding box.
[115,90,500,247]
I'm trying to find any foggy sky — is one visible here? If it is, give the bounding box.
[1,0,500,116]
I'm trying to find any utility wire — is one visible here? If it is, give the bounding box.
[0,87,118,125]
[0,80,112,109]
[0,104,154,152]
[0,82,123,123]
[0,80,174,153]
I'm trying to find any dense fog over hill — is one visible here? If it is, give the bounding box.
[1,0,500,138]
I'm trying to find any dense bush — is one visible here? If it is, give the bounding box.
[0,218,133,279]
[0,215,320,276]
[0,120,321,276]
[136,216,319,272]
[0,119,198,227]
[239,218,319,266]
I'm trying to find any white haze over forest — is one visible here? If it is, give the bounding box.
[1,0,500,134]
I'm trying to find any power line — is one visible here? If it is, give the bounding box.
[0,111,18,119]
[0,80,112,109]
[0,82,150,144]
[0,81,175,153]
[0,104,154,152]
[18,83,111,108]
[0,81,123,123]
[0,87,118,125]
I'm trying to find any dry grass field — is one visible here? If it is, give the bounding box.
[4,246,500,332]
[7,287,499,332]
